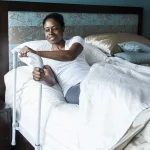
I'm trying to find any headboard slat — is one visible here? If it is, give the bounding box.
[6,1,143,35]
[0,3,9,100]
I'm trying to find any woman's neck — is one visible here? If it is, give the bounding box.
[52,39,65,51]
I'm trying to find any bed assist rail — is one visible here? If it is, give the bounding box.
[12,50,43,150]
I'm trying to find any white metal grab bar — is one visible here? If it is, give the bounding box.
[12,51,43,150]
[12,52,17,146]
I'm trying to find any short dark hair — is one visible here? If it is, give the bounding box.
[43,13,65,28]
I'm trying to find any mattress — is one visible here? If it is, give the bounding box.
[4,66,150,150]
[17,102,79,150]
[4,66,79,150]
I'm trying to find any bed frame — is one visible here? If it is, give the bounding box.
[0,1,143,150]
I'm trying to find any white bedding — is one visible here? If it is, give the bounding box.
[4,57,150,150]
[78,57,150,150]
[5,66,79,150]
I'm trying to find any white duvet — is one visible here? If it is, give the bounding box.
[78,57,150,150]
[4,57,150,150]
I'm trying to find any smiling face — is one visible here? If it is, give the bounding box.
[44,18,64,44]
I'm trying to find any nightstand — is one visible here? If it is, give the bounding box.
[0,100,12,150]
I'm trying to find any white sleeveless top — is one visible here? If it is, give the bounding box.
[46,36,90,96]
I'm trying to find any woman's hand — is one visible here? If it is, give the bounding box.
[19,46,36,57]
[32,65,56,86]
[32,67,44,81]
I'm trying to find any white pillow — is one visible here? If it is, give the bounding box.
[11,40,52,68]
[83,43,107,65]
[4,66,65,106]
[11,40,51,52]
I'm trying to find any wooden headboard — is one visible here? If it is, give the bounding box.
[0,1,143,101]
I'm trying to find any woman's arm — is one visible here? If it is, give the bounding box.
[37,43,83,61]
[20,43,83,61]
[19,36,84,61]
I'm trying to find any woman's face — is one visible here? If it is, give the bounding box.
[44,18,64,44]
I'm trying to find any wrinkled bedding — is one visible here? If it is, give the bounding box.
[4,57,150,150]
[78,57,150,150]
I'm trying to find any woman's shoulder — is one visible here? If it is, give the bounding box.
[65,36,84,49]
[69,36,84,46]
[70,36,83,41]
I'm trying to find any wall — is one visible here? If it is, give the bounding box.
[2,0,150,39]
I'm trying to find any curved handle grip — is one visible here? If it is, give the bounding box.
[27,52,44,68]
[12,50,44,69]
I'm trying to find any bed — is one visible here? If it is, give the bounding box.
[1,1,150,150]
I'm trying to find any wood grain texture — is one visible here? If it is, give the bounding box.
[0,2,9,101]
[0,100,12,150]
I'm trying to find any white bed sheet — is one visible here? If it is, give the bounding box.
[4,66,79,150]
[4,63,150,150]
[17,102,79,150]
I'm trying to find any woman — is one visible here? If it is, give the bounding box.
[20,13,90,104]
